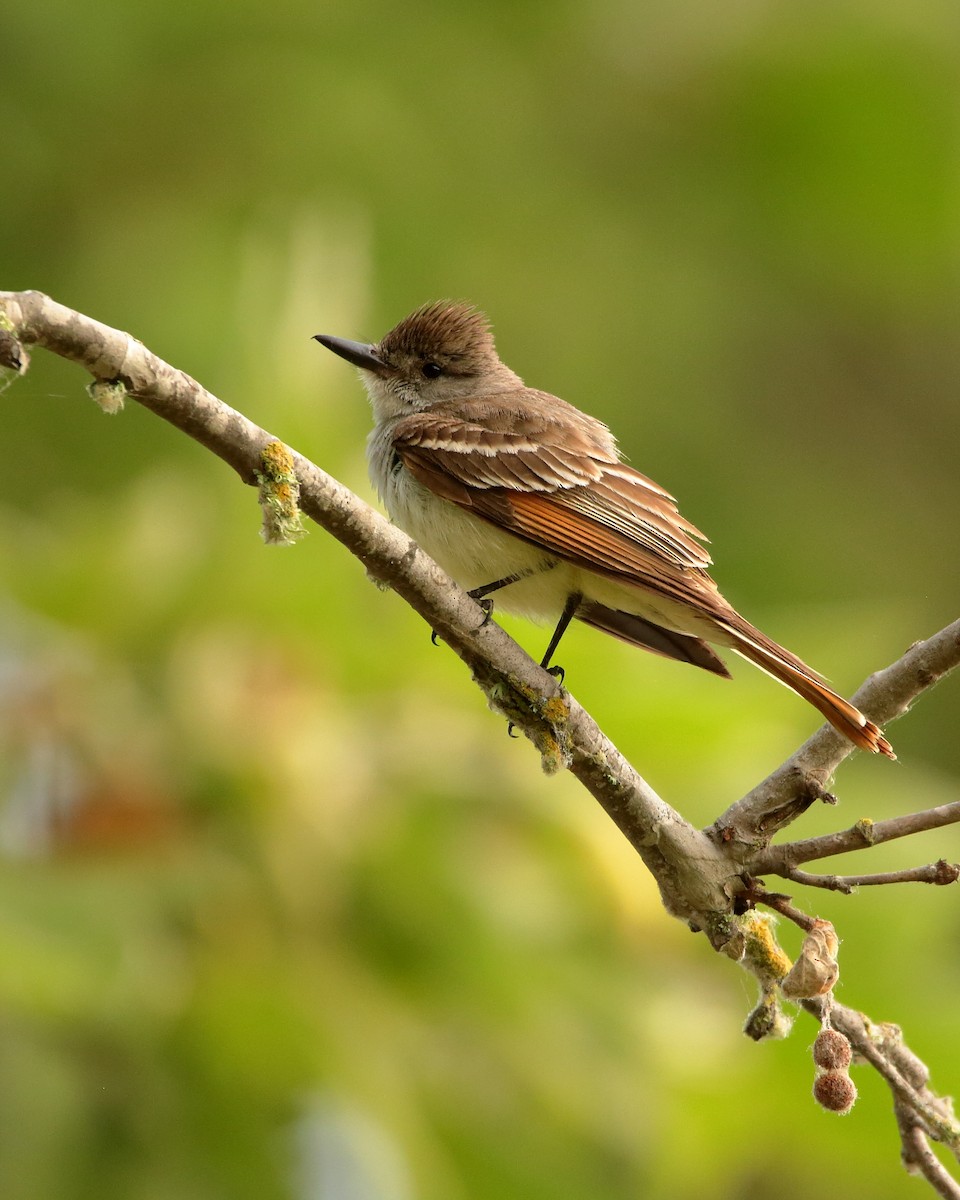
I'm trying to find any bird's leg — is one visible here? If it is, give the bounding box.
[435,558,559,639]
[504,587,581,738]
[467,570,528,623]
[431,561,557,648]
[539,592,583,686]
[431,570,535,646]
[468,561,557,624]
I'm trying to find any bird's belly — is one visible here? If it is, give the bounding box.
[377,468,571,621]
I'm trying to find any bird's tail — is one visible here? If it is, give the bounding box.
[718,614,895,759]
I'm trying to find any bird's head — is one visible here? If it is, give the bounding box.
[315,301,522,420]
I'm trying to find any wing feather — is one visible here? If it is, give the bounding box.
[393,394,715,593]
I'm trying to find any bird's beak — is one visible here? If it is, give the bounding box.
[313,334,388,374]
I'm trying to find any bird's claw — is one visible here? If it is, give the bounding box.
[470,595,495,628]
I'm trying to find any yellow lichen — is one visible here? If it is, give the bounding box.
[855,817,877,844]
[256,440,306,545]
[741,911,792,982]
[740,912,794,1041]
[484,674,572,775]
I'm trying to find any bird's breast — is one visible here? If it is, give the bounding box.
[366,425,571,620]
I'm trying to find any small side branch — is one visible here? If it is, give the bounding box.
[745,881,818,930]
[779,860,959,893]
[898,1109,960,1200]
[753,802,960,876]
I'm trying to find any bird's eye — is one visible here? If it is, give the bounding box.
[421,361,442,379]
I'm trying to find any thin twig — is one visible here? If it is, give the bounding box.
[753,803,960,876]
[897,1108,960,1200]
[779,859,960,893]
[748,884,818,931]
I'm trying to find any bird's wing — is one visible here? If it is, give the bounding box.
[392,393,715,591]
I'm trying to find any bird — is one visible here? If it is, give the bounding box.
[315,301,893,758]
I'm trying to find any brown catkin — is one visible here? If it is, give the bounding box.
[813,1071,857,1115]
[813,1029,853,1072]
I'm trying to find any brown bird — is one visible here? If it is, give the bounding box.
[316,302,893,758]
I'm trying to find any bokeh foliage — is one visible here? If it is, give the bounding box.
[2,0,959,1196]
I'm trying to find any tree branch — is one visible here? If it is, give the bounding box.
[4,286,957,907]
[897,1108,960,1200]
[775,859,959,893]
[5,288,960,1196]
[3,286,957,933]
[752,802,960,877]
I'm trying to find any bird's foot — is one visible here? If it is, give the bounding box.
[472,596,495,628]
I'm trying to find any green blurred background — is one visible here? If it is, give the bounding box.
[2,1,959,1196]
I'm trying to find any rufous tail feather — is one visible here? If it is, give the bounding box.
[720,617,895,759]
